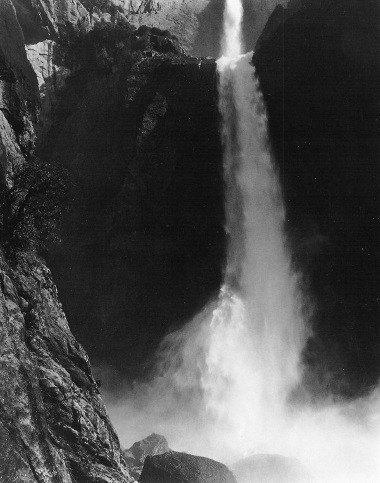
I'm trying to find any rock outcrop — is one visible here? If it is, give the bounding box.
[123,433,170,480]
[11,0,92,43]
[254,0,380,394]
[139,451,238,483]
[0,0,39,185]
[0,255,132,482]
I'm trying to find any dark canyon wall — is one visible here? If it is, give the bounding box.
[41,24,224,379]
[255,0,380,395]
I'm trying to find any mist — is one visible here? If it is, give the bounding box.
[100,0,380,481]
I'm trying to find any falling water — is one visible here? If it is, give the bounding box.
[107,1,380,480]
[216,0,307,416]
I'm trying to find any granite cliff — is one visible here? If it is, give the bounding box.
[0,1,133,480]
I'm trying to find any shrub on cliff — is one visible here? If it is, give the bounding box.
[0,158,67,256]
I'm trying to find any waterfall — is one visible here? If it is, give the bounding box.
[178,0,308,452]
[110,2,380,480]
[215,0,307,412]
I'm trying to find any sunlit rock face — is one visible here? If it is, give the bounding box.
[12,0,93,142]
[0,0,39,185]
[122,0,288,56]
[11,0,92,43]
[139,451,238,483]
[254,0,380,395]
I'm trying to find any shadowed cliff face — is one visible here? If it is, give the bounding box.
[255,0,380,395]
[39,24,224,378]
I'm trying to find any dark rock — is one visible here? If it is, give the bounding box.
[41,30,224,379]
[139,451,237,483]
[124,433,170,480]
[232,454,313,483]
[254,0,380,395]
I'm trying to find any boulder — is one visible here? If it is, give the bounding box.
[139,451,237,483]
[124,433,170,480]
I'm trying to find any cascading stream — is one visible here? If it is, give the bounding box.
[189,0,308,449]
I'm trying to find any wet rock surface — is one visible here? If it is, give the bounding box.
[139,451,238,483]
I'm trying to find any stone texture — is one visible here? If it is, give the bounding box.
[139,451,237,483]
[26,40,71,140]
[0,0,39,185]
[11,0,92,43]
[0,254,132,482]
[0,3,133,480]
[123,433,170,480]
[122,0,287,56]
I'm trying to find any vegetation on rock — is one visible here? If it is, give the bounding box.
[0,158,67,256]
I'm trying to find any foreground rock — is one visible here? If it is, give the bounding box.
[139,451,237,483]
[123,433,170,480]
[0,256,132,482]
[232,454,312,483]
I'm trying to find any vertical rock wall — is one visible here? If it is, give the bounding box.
[0,1,132,480]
